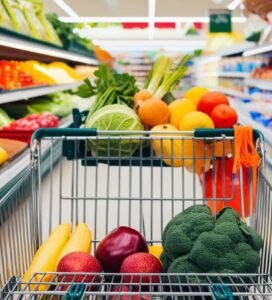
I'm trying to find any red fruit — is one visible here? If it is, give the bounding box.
[96,226,148,273]
[211,104,238,128]
[57,252,103,291]
[120,253,162,284]
[110,286,151,300]
[197,92,229,116]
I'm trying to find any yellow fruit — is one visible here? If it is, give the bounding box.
[168,99,182,113]
[184,86,209,105]
[151,124,193,167]
[0,146,8,164]
[169,98,196,128]
[57,223,92,265]
[22,224,72,291]
[148,245,163,261]
[179,111,214,131]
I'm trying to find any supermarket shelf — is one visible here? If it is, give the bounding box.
[243,43,272,57]
[0,82,82,104]
[0,115,73,193]
[245,78,272,91]
[199,72,249,78]
[216,87,249,99]
[0,31,99,65]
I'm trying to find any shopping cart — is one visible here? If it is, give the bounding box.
[1,127,272,299]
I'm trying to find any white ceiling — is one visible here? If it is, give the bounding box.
[44,0,242,18]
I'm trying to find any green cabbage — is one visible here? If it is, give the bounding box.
[85,104,144,157]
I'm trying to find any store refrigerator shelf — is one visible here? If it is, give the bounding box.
[245,78,272,91]
[0,115,73,196]
[0,31,99,65]
[0,82,82,104]
[199,72,250,78]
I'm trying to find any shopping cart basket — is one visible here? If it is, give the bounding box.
[1,127,272,299]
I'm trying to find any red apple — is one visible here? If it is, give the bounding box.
[57,252,103,291]
[95,226,148,272]
[110,285,151,300]
[120,253,162,284]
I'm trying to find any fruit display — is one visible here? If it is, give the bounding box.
[0,0,62,46]
[0,60,44,90]
[251,65,272,80]
[0,60,85,91]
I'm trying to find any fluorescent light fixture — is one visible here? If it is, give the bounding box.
[54,0,78,17]
[0,37,99,65]
[148,0,156,40]
[243,44,272,57]
[59,16,247,23]
[228,0,241,10]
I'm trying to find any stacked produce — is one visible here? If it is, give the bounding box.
[0,60,87,91]
[0,0,62,46]
[0,60,44,90]
[22,205,263,293]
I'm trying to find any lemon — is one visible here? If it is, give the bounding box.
[0,146,8,164]
[168,99,182,113]
[179,111,214,131]
[184,86,209,105]
[170,98,196,128]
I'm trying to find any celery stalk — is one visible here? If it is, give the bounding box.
[146,56,173,95]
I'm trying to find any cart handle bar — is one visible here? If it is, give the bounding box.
[32,128,262,142]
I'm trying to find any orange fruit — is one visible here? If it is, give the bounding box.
[179,111,214,131]
[138,98,170,127]
[186,140,213,175]
[134,90,152,104]
[184,87,209,105]
[169,98,196,128]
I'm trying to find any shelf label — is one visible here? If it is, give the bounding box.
[209,9,232,33]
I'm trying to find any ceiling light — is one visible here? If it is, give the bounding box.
[243,45,272,57]
[54,0,78,17]
[228,0,241,10]
[59,16,247,23]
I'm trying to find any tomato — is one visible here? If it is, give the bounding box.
[201,157,256,218]
[210,104,238,128]
[197,91,229,116]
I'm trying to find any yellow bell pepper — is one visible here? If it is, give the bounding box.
[0,146,8,165]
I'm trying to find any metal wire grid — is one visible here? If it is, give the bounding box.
[2,273,272,299]
[0,132,271,298]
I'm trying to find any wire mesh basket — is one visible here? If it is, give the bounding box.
[1,127,272,299]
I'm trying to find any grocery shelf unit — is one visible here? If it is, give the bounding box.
[0,30,100,195]
[194,42,272,167]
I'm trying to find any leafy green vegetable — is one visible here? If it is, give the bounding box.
[85,104,144,156]
[77,65,138,116]
[46,13,94,51]
[0,108,11,126]
[0,0,12,29]
[1,92,78,118]
[144,51,201,100]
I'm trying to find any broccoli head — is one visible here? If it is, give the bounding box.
[161,205,263,275]
[162,205,215,260]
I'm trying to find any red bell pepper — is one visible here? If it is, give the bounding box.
[201,157,256,218]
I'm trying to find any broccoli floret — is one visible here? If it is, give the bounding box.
[161,205,264,275]
[160,251,173,272]
[162,205,215,260]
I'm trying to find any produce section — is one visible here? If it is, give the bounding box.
[1,1,272,299]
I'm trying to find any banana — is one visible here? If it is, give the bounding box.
[22,223,72,291]
[57,223,92,264]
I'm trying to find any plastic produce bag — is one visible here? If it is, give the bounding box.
[2,0,32,35]
[0,0,12,29]
[19,0,47,40]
